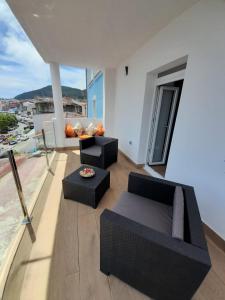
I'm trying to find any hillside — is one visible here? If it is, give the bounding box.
[15,85,86,100]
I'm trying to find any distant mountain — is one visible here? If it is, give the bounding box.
[15,85,86,100]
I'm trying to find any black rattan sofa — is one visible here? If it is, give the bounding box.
[79,136,118,169]
[100,172,211,300]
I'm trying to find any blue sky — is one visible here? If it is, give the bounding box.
[0,0,86,98]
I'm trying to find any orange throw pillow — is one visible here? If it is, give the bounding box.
[65,123,75,137]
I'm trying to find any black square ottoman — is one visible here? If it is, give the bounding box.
[62,165,110,208]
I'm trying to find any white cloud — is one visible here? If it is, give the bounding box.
[0,75,28,89]
[0,65,14,72]
[0,0,86,98]
[0,0,22,35]
[60,66,86,90]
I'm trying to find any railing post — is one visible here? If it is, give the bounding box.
[41,129,54,175]
[7,150,32,224]
[42,129,50,168]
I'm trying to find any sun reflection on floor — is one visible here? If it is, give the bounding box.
[72,150,80,156]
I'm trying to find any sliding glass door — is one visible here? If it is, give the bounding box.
[148,86,179,165]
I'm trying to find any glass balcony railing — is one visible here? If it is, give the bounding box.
[0,126,54,271]
[0,115,104,272]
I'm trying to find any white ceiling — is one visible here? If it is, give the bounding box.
[7,0,198,68]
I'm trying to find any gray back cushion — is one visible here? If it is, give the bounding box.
[81,145,102,157]
[172,186,184,240]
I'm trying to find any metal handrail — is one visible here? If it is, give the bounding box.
[1,128,53,224]
[42,129,50,169]
[7,150,32,225]
[32,129,54,174]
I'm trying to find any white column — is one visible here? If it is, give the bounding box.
[49,62,65,148]
[103,68,116,137]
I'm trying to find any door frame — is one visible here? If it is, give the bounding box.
[147,86,179,165]
[146,69,185,167]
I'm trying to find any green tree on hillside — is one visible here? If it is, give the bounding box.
[0,113,18,133]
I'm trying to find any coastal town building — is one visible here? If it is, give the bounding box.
[87,69,103,119]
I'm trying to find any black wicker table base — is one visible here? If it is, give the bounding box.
[62,165,110,208]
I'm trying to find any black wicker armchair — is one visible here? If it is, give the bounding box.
[79,136,118,169]
[100,173,211,300]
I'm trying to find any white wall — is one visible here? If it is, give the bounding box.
[33,113,54,133]
[112,0,225,239]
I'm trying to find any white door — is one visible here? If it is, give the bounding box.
[147,86,179,165]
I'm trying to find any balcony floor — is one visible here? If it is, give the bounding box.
[18,150,225,300]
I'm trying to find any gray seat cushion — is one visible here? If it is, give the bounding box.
[81,145,102,157]
[172,186,184,240]
[112,192,173,236]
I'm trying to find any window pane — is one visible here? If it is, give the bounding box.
[152,90,174,162]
